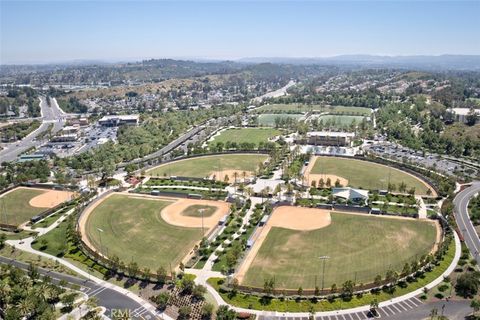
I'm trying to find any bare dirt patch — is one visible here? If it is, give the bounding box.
[236,206,331,283]
[303,156,348,187]
[29,189,75,208]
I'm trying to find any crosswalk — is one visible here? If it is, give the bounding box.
[258,296,423,320]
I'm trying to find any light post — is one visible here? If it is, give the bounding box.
[319,255,330,292]
[97,228,105,256]
[199,209,205,235]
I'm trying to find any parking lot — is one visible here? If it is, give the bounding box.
[364,142,478,179]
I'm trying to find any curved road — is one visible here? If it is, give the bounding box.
[453,181,480,265]
[0,256,161,319]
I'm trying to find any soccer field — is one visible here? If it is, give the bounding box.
[256,104,372,116]
[309,156,433,195]
[147,154,269,178]
[209,128,281,146]
[316,114,366,126]
[241,212,437,290]
[258,114,305,126]
[84,194,207,270]
[0,187,73,226]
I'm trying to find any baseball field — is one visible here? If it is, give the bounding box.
[209,127,281,146]
[81,193,230,269]
[238,206,439,290]
[307,156,436,195]
[147,153,269,180]
[0,187,74,226]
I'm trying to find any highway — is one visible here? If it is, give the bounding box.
[0,256,161,319]
[453,181,480,266]
[0,96,67,162]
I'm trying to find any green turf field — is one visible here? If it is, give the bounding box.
[311,157,431,194]
[182,205,216,217]
[147,154,269,178]
[209,128,281,146]
[0,188,49,226]
[258,114,305,126]
[316,115,366,126]
[242,212,437,289]
[85,194,204,269]
[256,104,372,116]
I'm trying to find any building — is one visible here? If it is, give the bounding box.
[98,115,139,127]
[18,153,48,162]
[297,131,355,147]
[332,187,369,204]
[446,108,480,124]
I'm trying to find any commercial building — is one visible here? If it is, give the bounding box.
[297,131,355,147]
[98,115,139,127]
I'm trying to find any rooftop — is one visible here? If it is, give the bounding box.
[307,131,355,138]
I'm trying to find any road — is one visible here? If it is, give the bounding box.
[0,256,161,320]
[453,181,480,266]
[0,96,67,162]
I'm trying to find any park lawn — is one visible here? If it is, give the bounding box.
[209,128,281,146]
[182,205,217,217]
[0,188,49,226]
[311,157,431,194]
[257,104,372,116]
[316,114,366,126]
[208,238,455,312]
[242,212,437,290]
[84,194,205,270]
[258,114,305,126]
[147,154,269,178]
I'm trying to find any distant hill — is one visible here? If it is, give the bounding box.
[238,55,480,71]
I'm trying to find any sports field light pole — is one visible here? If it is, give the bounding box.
[319,255,330,292]
[199,209,205,235]
[97,228,105,256]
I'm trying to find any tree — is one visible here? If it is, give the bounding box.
[370,299,379,317]
[341,280,354,298]
[471,299,480,317]
[297,286,303,296]
[330,283,337,293]
[326,178,331,188]
[318,178,325,189]
[156,266,167,284]
[178,306,191,320]
[127,261,139,278]
[151,292,170,310]
[263,277,275,295]
[201,303,214,319]
[61,292,77,311]
[192,284,207,300]
[455,272,480,298]
[216,305,237,320]
[0,234,6,249]
[180,277,195,294]
[466,107,478,126]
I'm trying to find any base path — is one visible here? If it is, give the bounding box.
[29,188,75,208]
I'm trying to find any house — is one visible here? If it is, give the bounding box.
[446,108,480,123]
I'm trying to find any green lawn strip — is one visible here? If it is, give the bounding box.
[0,229,38,240]
[147,154,269,178]
[0,188,49,225]
[207,240,455,312]
[258,114,304,126]
[31,205,74,229]
[210,128,281,146]
[311,157,430,195]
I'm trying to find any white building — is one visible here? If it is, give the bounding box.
[332,187,369,203]
[98,115,139,127]
[447,108,480,123]
[297,131,355,147]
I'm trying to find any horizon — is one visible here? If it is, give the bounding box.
[1,1,480,65]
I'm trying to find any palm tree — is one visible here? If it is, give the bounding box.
[370,299,379,317]
[16,299,33,317]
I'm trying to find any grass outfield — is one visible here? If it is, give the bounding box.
[85,194,204,269]
[242,212,437,289]
[182,205,216,217]
[0,188,48,226]
[311,157,431,194]
[209,128,281,146]
[316,114,366,125]
[256,104,372,116]
[147,154,269,178]
[258,114,305,126]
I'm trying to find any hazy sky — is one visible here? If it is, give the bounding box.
[1,1,479,64]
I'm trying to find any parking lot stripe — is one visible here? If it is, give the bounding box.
[391,304,402,313]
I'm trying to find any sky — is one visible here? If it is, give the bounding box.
[1,0,479,64]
